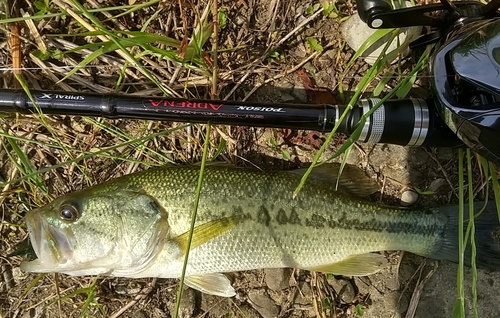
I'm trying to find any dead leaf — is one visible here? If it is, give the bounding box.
[296,68,337,105]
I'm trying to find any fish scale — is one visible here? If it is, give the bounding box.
[21,164,500,297]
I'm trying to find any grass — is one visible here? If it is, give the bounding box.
[174,123,211,317]
[0,0,499,317]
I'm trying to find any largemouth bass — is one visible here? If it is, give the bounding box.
[20,165,500,297]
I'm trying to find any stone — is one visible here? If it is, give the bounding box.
[436,147,454,162]
[416,262,500,317]
[400,190,418,206]
[428,178,446,192]
[234,304,261,318]
[294,282,313,305]
[129,310,149,318]
[327,278,356,303]
[247,289,280,318]
[340,2,421,65]
[264,268,293,291]
[166,288,196,318]
[397,294,410,314]
[200,293,232,317]
[292,86,309,103]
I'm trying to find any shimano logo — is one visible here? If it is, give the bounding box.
[236,106,285,113]
[38,93,85,101]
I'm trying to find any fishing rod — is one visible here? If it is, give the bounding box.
[0,89,459,148]
[0,0,499,164]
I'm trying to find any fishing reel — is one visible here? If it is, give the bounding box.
[357,0,500,163]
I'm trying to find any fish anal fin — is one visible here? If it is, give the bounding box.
[308,253,387,276]
[185,273,236,297]
[172,216,240,255]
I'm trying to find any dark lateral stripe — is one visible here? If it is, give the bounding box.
[322,212,441,235]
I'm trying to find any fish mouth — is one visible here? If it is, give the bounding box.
[21,209,75,272]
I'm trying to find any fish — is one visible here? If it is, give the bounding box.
[20,164,500,297]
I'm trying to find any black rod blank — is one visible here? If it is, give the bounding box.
[0,89,462,148]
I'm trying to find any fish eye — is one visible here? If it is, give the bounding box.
[59,202,79,222]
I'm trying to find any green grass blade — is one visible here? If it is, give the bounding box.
[80,278,104,317]
[211,138,227,161]
[187,23,214,59]
[19,273,45,301]
[396,71,417,99]
[111,0,161,19]
[58,47,105,83]
[0,5,139,24]
[453,148,465,318]
[372,72,392,97]
[323,50,430,164]
[174,124,212,318]
[2,136,46,193]
[345,28,393,71]
[14,77,94,182]
[57,32,182,50]
[0,130,170,168]
[466,150,477,318]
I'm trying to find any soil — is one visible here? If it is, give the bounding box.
[0,1,499,318]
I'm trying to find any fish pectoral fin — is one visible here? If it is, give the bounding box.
[185,273,236,297]
[308,253,387,276]
[292,163,379,197]
[172,217,240,256]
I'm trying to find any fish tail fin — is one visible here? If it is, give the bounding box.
[428,201,500,271]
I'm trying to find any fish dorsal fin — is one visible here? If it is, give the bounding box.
[290,163,379,197]
[307,253,387,276]
[185,273,236,297]
[171,216,240,256]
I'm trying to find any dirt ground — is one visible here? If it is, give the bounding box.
[0,0,498,317]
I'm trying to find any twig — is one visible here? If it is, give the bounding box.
[225,7,324,100]
[215,127,237,145]
[8,0,21,88]
[54,274,63,318]
[29,53,76,91]
[211,0,219,98]
[86,0,127,31]
[35,148,67,191]
[21,9,46,54]
[196,297,227,318]
[243,50,322,101]
[109,278,157,318]
[50,38,140,79]
[404,261,439,318]
[125,125,153,175]
[379,175,387,202]
[270,8,323,52]
[223,66,256,100]
[265,0,279,45]
[426,149,459,199]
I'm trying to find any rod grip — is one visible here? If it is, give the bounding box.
[333,98,462,147]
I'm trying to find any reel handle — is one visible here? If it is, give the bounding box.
[355,0,487,29]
